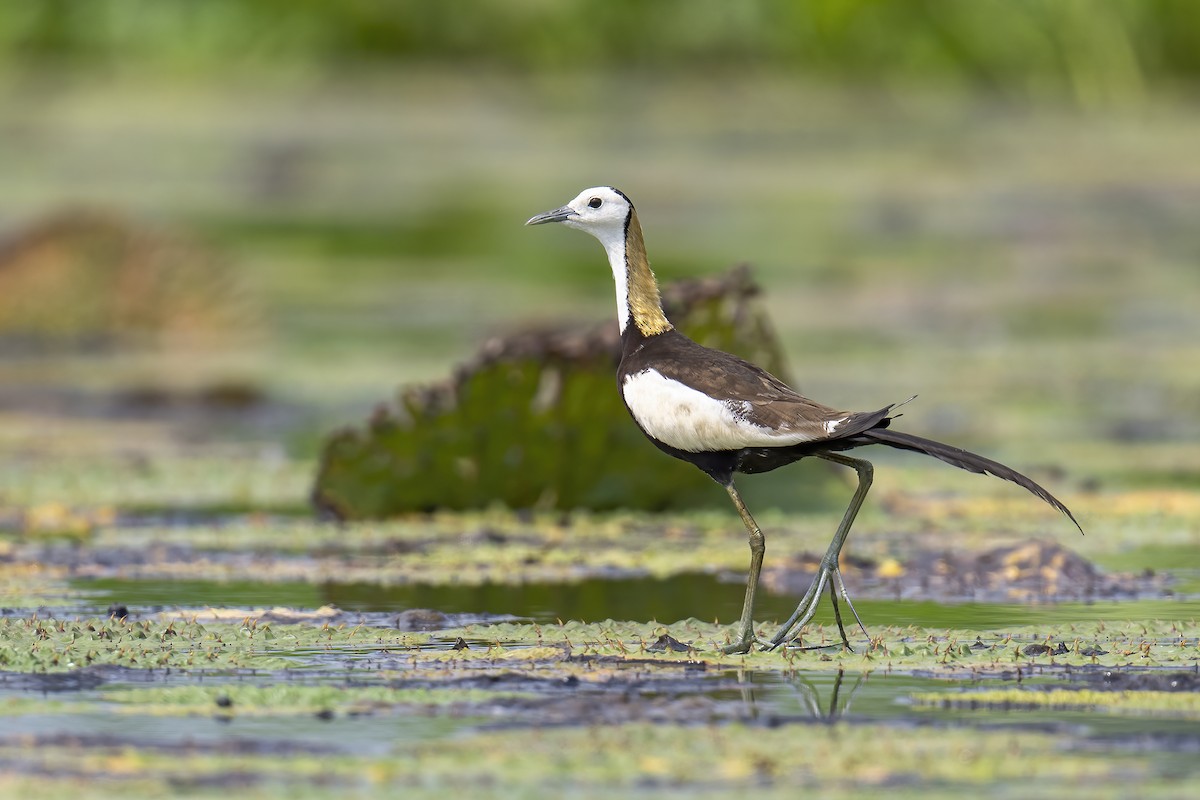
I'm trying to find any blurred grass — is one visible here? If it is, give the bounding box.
[5,1,1200,108]
[5,74,1198,398]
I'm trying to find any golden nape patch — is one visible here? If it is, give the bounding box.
[624,209,673,337]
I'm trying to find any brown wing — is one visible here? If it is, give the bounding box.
[628,331,889,442]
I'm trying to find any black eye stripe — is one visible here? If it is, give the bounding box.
[588,197,602,209]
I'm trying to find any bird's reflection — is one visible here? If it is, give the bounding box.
[733,668,866,722]
[790,669,866,721]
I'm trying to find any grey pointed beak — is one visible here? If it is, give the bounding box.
[525,205,577,226]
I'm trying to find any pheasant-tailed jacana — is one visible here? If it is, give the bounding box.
[527,186,1080,655]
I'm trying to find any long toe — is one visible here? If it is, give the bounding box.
[767,568,831,647]
[722,630,777,655]
[830,568,871,642]
[722,638,754,655]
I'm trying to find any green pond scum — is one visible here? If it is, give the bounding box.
[0,615,431,673]
[0,614,1194,675]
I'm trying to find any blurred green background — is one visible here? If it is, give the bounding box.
[1,1,1198,513]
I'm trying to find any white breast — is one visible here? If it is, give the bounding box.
[621,369,819,452]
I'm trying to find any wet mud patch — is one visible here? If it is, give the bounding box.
[8,501,1192,607]
[0,642,767,741]
[0,664,171,693]
[763,538,1175,603]
[79,661,769,730]
[1080,668,1200,692]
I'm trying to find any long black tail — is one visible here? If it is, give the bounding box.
[861,428,1082,533]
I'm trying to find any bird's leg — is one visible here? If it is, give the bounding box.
[766,454,874,650]
[721,481,774,654]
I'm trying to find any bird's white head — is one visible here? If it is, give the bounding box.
[525,186,632,248]
[527,186,670,336]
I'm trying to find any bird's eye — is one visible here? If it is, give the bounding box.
[588,197,602,209]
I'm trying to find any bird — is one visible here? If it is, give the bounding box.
[526,186,1081,655]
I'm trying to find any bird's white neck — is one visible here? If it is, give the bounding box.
[595,229,632,332]
[596,210,672,337]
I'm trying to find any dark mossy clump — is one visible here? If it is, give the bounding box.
[313,266,829,517]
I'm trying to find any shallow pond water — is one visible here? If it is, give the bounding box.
[76,572,1199,630]
[3,657,1197,777]
[0,706,444,757]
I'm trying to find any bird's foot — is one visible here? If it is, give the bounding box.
[721,630,775,655]
[764,565,869,651]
